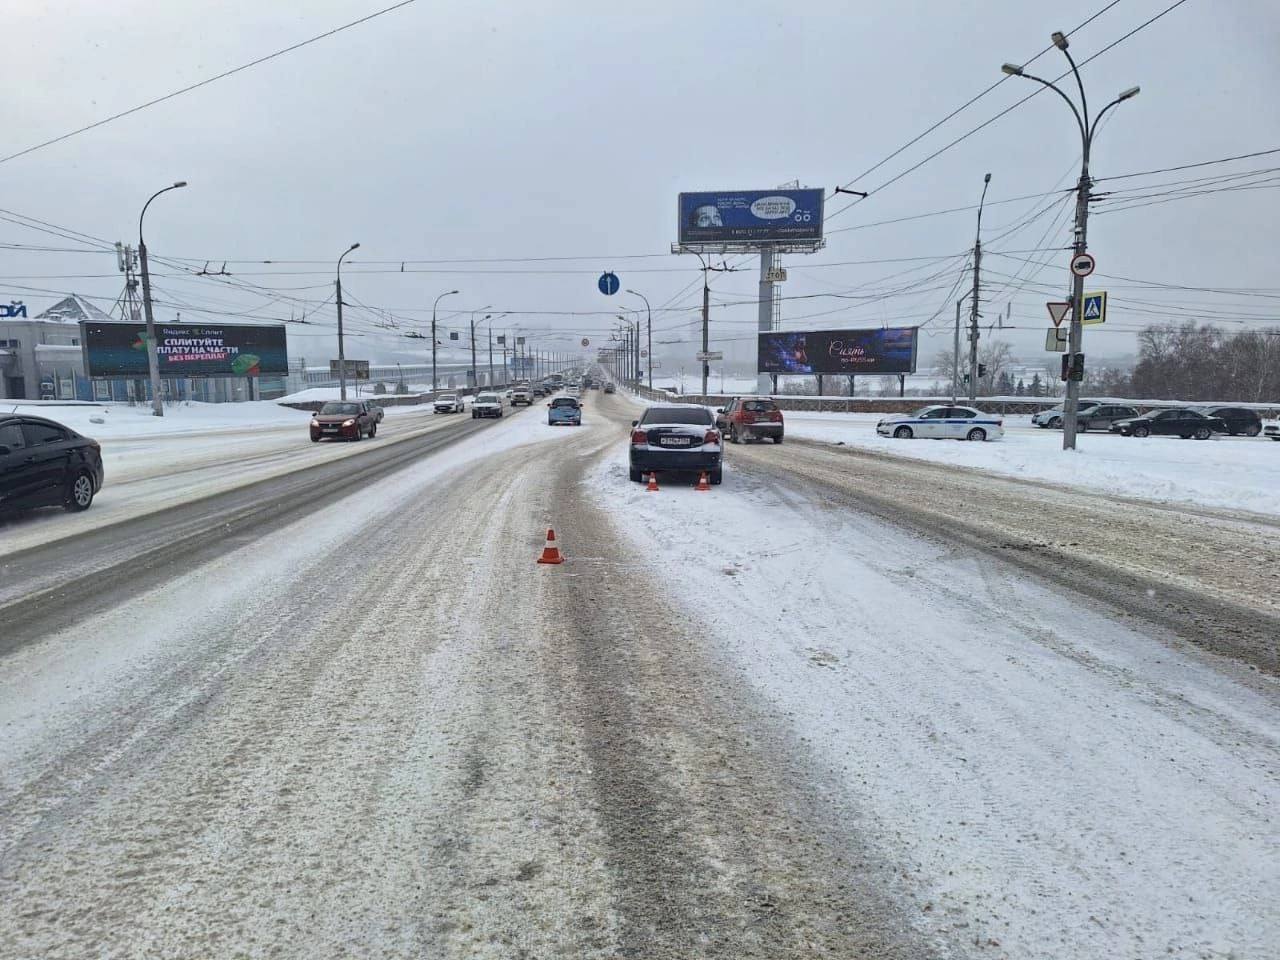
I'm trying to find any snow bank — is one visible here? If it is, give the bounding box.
[786,411,1280,517]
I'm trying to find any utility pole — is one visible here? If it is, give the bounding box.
[1003,36,1139,449]
[952,297,963,403]
[701,262,710,397]
[432,289,459,393]
[488,327,494,388]
[138,181,187,416]
[969,173,991,403]
[626,289,652,390]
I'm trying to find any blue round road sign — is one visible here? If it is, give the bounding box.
[598,271,620,296]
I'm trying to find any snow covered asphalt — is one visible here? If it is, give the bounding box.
[0,390,1276,959]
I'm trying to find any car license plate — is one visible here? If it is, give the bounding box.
[659,436,691,447]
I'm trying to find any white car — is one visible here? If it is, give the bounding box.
[471,392,504,419]
[1264,421,1280,442]
[876,405,1004,441]
[510,387,533,406]
[433,393,465,414]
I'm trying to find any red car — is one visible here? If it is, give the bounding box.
[716,396,784,444]
[310,401,378,441]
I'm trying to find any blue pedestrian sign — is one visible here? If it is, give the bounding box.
[1081,290,1107,325]
[598,271,620,296]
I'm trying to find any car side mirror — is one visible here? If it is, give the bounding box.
[716,408,725,414]
[631,419,639,427]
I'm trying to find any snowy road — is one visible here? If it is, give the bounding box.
[1,391,1276,959]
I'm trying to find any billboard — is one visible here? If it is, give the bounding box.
[758,327,918,375]
[329,359,370,380]
[81,322,288,378]
[678,189,824,245]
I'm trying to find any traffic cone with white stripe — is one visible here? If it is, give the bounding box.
[646,471,660,492]
[537,528,564,564]
[695,471,711,492]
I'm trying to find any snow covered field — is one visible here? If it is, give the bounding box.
[588,443,1280,958]
[783,411,1280,517]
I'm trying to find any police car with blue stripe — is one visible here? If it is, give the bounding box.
[876,405,1004,441]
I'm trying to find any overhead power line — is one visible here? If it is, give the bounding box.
[0,0,419,165]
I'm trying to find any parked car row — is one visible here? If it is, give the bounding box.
[1034,400,1266,437]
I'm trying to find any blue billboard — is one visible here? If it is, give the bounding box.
[759,327,918,375]
[678,189,824,244]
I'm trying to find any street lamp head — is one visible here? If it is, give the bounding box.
[983,172,992,184]
[449,289,459,294]
[348,242,361,252]
[1118,85,1141,101]
[1001,63,1024,77]
[172,181,188,189]
[1051,31,1068,50]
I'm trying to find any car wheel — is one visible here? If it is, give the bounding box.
[1078,420,1091,432]
[966,427,987,442]
[1245,424,1261,437]
[710,468,723,485]
[310,436,320,443]
[1049,416,1062,429]
[629,467,642,482]
[774,434,783,444]
[369,423,377,438]
[893,426,913,439]
[1193,426,1212,440]
[65,470,95,512]
[1133,426,1150,438]
[729,425,741,444]
[351,428,360,441]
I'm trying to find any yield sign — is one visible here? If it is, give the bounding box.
[1046,301,1071,327]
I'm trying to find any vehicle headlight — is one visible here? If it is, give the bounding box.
[310,419,319,427]
[342,418,356,427]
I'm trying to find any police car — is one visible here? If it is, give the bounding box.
[876,405,1004,441]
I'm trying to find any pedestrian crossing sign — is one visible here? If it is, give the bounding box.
[1081,291,1107,325]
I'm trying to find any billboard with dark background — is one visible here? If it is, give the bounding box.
[81,322,288,378]
[678,189,824,244]
[758,327,918,375]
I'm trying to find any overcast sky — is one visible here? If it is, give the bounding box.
[3,0,1278,377]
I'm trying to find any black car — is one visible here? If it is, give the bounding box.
[1198,406,1263,437]
[0,415,104,513]
[1110,408,1227,440]
[629,404,722,484]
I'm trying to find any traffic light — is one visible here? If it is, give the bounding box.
[977,364,987,378]
[1060,353,1086,381]
[962,373,971,384]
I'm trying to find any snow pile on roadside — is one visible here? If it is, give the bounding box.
[587,445,1280,958]
[786,411,1280,517]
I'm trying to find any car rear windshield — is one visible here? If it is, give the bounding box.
[319,402,359,415]
[642,407,713,426]
[742,400,777,412]
[551,398,579,407]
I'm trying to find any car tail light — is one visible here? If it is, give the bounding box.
[769,411,783,422]
[631,429,647,445]
[704,429,720,445]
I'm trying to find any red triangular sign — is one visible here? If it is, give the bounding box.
[1047,302,1071,327]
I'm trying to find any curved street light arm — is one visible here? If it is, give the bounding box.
[1017,70,1087,149]
[1059,46,1091,137]
[139,182,187,242]
[1089,94,1134,146]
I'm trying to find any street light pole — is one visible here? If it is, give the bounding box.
[969,173,991,402]
[1003,39,1139,449]
[468,306,491,391]
[138,181,187,416]
[432,289,459,393]
[335,242,360,401]
[626,289,652,390]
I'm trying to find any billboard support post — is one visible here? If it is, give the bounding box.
[757,247,775,395]
[701,261,710,397]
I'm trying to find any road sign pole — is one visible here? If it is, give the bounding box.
[1063,171,1091,451]
[757,246,774,395]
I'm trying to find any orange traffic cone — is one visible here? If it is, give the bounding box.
[695,471,711,491]
[537,528,564,565]
[646,471,660,492]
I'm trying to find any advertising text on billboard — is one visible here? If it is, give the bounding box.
[758,327,918,376]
